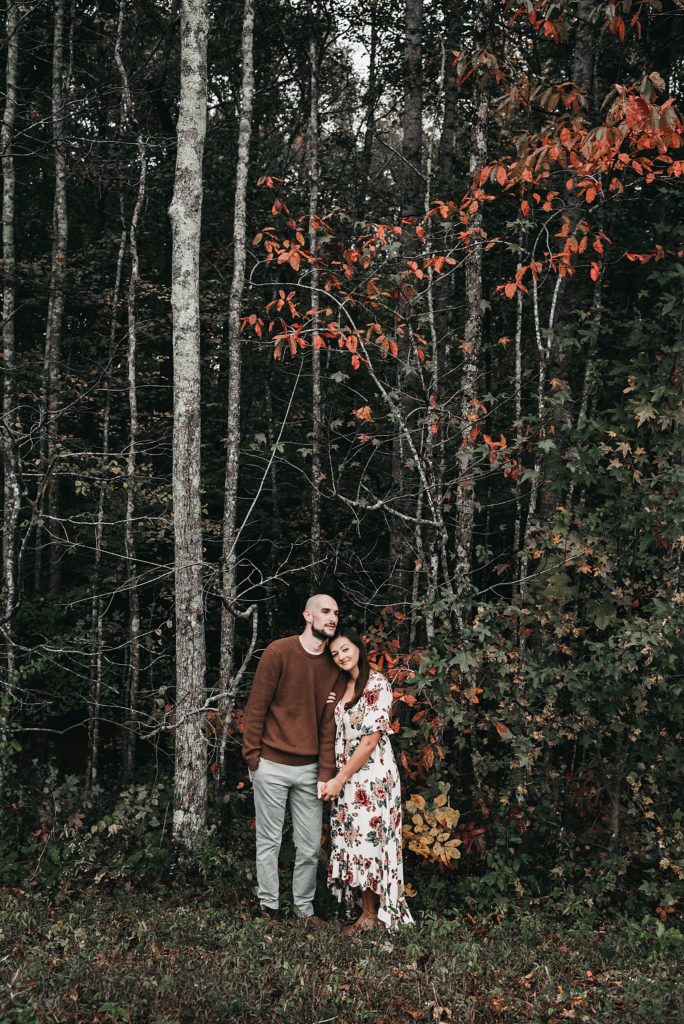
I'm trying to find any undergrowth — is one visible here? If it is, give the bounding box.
[1,887,682,1024]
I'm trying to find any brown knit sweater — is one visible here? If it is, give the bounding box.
[241,635,344,782]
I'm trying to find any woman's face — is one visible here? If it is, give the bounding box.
[330,636,360,673]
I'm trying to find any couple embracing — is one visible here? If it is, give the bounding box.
[242,594,413,933]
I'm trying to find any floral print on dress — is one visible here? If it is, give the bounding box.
[327,671,414,930]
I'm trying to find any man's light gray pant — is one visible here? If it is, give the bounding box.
[252,758,322,918]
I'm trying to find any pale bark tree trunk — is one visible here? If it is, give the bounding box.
[169,0,209,854]
[517,273,562,649]
[308,19,322,589]
[36,0,69,594]
[115,0,146,784]
[412,36,447,642]
[453,0,494,606]
[512,283,524,594]
[0,0,20,799]
[218,0,254,775]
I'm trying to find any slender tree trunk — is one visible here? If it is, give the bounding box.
[401,0,423,229]
[36,0,68,594]
[414,40,447,640]
[539,0,598,519]
[512,283,524,594]
[86,210,127,798]
[169,0,209,854]
[573,0,596,110]
[121,153,145,782]
[388,0,423,605]
[576,272,603,429]
[453,0,494,603]
[264,357,284,638]
[309,17,322,589]
[115,0,146,784]
[432,0,460,420]
[354,0,379,223]
[0,0,20,800]
[436,0,459,199]
[518,273,562,665]
[218,0,254,775]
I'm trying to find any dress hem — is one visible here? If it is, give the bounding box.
[328,852,413,930]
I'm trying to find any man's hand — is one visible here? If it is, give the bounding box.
[317,781,326,799]
[321,775,344,800]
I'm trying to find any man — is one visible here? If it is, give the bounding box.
[242,594,345,924]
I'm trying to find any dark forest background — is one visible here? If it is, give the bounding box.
[0,0,683,937]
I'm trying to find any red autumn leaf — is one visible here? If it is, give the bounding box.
[353,405,373,422]
[590,261,600,281]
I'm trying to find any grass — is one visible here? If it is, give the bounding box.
[1,886,683,1024]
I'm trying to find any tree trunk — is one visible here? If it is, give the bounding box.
[512,283,524,595]
[36,0,69,595]
[538,0,598,520]
[354,0,379,223]
[309,17,322,589]
[169,0,209,854]
[436,0,459,199]
[86,209,127,798]
[388,0,423,606]
[401,0,423,229]
[218,0,254,773]
[115,0,146,784]
[0,0,20,800]
[572,0,597,110]
[453,0,494,603]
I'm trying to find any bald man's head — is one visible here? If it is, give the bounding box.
[302,594,339,641]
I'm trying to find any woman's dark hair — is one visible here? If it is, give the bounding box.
[333,625,371,709]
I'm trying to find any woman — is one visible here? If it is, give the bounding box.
[322,626,413,933]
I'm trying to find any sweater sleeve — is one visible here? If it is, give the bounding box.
[241,644,281,771]
[317,675,345,783]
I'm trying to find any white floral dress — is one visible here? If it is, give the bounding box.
[327,671,413,929]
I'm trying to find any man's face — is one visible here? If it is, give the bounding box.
[306,598,339,641]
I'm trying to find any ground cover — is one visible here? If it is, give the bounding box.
[1,888,682,1024]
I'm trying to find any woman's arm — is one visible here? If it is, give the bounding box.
[321,731,381,799]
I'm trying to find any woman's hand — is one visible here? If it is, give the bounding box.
[322,774,345,800]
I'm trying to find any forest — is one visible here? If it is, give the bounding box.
[1,1,683,1021]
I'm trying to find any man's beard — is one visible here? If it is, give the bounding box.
[311,624,334,642]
